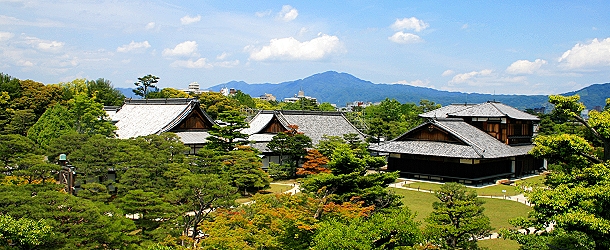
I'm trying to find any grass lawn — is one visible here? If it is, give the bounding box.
[391,188,532,230]
[515,174,546,187]
[266,183,293,194]
[478,238,521,250]
[402,181,521,197]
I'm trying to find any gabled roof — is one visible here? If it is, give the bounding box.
[419,104,475,119]
[109,98,216,139]
[420,102,539,121]
[244,110,365,145]
[370,119,527,159]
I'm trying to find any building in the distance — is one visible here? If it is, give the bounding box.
[284,89,317,103]
[181,82,209,95]
[257,93,277,102]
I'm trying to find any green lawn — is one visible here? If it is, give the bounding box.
[266,183,293,193]
[391,188,532,230]
[515,174,546,187]
[402,181,521,197]
[478,238,521,250]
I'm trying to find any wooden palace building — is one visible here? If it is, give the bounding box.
[370,101,544,185]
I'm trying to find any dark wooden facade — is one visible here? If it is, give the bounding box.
[461,117,535,145]
[261,116,288,133]
[171,108,214,131]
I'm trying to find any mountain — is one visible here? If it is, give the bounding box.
[209,71,610,109]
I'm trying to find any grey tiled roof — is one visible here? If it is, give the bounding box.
[109,99,215,140]
[419,104,475,118]
[175,131,211,144]
[448,102,540,120]
[244,110,365,146]
[371,119,527,159]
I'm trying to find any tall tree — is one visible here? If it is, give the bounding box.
[86,78,125,106]
[548,95,610,161]
[267,125,312,177]
[205,111,250,152]
[424,182,492,249]
[133,74,160,99]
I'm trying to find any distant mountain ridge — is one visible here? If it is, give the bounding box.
[206,71,609,109]
[120,71,609,109]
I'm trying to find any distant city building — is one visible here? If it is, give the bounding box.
[220,87,229,96]
[257,93,276,102]
[181,82,209,95]
[283,89,317,103]
[346,101,373,111]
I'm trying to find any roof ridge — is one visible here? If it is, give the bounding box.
[157,100,195,133]
[433,120,486,158]
[489,102,508,117]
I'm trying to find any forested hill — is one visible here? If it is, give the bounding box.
[206,71,609,109]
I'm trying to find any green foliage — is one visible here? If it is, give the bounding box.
[0,214,54,249]
[205,111,250,152]
[424,182,492,249]
[147,88,191,99]
[26,104,74,147]
[311,208,422,249]
[267,127,312,176]
[0,134,39,171]
[196,92,240,119]
[318,102,336,111]
[133,74,160,98]
[230,90,256,109]
[363,98,429,140]
[85,78,125,106]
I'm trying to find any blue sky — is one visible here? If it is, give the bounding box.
[1,0,609,95]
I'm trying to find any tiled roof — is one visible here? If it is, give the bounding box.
[370,119,527,159]
[175,131,211,144]
[419,104,475,118]
[109,98,214,139]
[448,102,540,121]
[245,110,365,146]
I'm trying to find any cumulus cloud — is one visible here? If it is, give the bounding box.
[391,17,429,32]
[0,31,14,41]
[180,15,201,25]
[170,58,212,69]
[23,36,64,52]
[117,41,151,53]
[216,52,228,60]
[506,59,547,74]
[16,59,34,67]
[450,69,493,84]
[145,22,155,30]
[277,5,298,22]
[442,70,455,77]
[558,37,610,69]
[246,34,342,61]
[162,41,198,57]
[388,32,422,44]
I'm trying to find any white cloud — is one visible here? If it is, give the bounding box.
[162,41,198,57]
[23,36,64,52]
[255,10,272,17]
[117,41,151,53]
[391,79,433,88]
[388,32,422,44]
[461,23,469,29]
[442,70,455,76]
[170,58,212,69]
[216,52,228,60]
[145,22,155,30]
[247,34,342,61]
[450,69,493,84]
[277,5,298,22]
[180,15,201,25]
[0,31,14,41]
[506,59,547,74]
[16,59,34,67]
[558,37,610,69]
[391,17,429,32]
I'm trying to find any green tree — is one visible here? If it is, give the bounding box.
[68,93,116,136]
[195,92,240,119]
[311,208,422,249]
[26,104,74,147]
[319,102,336,111]
[230,90,256,109]
[86,78,125,106]
[424,182,492,249]
[147,88,191,99]
[266,125,312,177]
[0,214,54,249]
[133,74,160,98]
[205,111,250,152]
[213,150,270,195]
[3,109,37,136]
